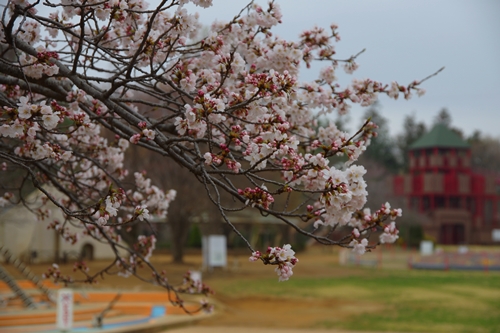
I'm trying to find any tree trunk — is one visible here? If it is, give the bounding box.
[169,219,190,263]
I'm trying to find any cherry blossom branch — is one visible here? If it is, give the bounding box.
[0,0,437,306]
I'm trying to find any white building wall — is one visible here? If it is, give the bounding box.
[0,187,127,263]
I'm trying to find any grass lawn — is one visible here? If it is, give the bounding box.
[207,263,500,333]
[11,248,499,332]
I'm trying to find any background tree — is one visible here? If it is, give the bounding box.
[433,107,464,137]
[357,102,400,173]
[126,144,221,263]
[468,131,500,173]
[0,0,437,305]
[433,107,452,127]
[396,114,427,171]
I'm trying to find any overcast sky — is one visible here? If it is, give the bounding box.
[185,0,500,138]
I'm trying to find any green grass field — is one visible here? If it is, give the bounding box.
[208,261,500,333]
[17,247,498,332]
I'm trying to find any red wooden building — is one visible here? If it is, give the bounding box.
[393,124,499,244]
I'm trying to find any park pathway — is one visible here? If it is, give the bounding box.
[164,326,413,333]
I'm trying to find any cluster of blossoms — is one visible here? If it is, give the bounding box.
[238,186,275,209]
[0,193,13,207]
[115,256,136,278]
[249,244,298,282]
[94,190,126,226]
[180,271,214,296]
[388,81,426,100]
[131,172,177,218]
[115,235,157,278]
[204,143,242,172]
[19,48,60,79]
[134,235,156,262]
[346,202,402,254]
[0,0,433,298]
[42,264,73,284]
[380,221,400,244]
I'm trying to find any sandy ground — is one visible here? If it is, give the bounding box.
[165,327,395,333]
[2,247,413,331]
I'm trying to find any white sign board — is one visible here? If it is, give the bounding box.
[202,235,227,269]
[420,240,433,256]
[190,270,202,284]
[493,229,500,242]
[57,288,73,330]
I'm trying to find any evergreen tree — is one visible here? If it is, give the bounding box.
[358,103,400,172]
[396,114,427,171]
[468,131,500,173]
[433,108,452,127]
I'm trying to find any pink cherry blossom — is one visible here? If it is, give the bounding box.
[349,238,368,255]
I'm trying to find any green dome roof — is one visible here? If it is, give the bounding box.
[410,123,469,150]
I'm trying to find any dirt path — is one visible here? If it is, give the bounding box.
[189,295,381,330]
[165,326,401,333]
[2,247,409,330]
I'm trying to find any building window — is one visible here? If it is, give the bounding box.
[484,200,493,226]
[423,196,430,210]
[411,197,420,211]
[497,201,500,220]
[466,197,475,214]
[435,196,446,208]
[450,196,461,208]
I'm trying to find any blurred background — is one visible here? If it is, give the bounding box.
[2,1,500,332]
